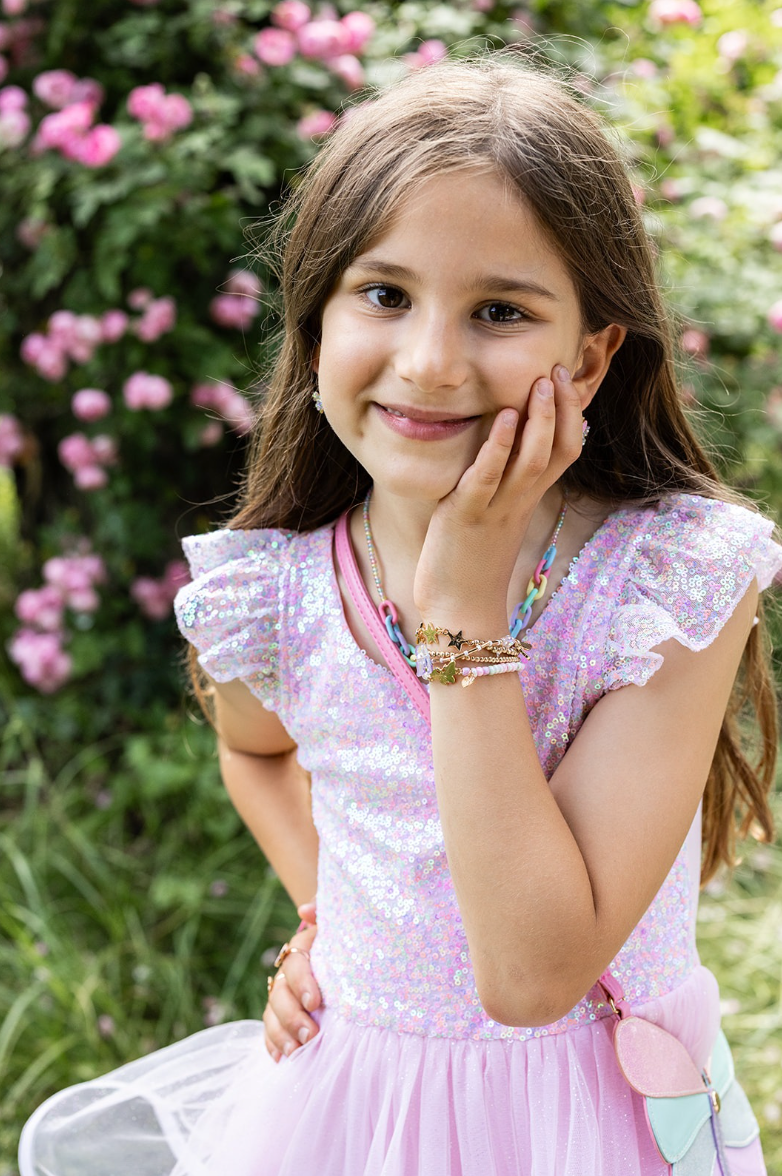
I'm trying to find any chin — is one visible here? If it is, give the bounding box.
[372,465,463,504]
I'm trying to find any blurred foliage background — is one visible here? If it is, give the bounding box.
[2,0,782,1171]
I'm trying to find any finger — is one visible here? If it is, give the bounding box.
[281,949,322,1013]
[550,365,584,466]
[263,999,298,1060]
[453,408,518,511]
[511,378,556,484]
[270,969,320,1045]
[296,901,317,926]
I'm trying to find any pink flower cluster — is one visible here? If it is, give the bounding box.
[58,432,117,490]
[9,550,106,692]
[648,0,702,25]
[31,70,121,167]
[254,3,374,94]
[20,292,176,382]
[123,371,173,410]
[0,412,24,466]
[404,39,447,70]
[127,84,193,141]
[131,560,190,620]
[21,310,104,381]
[0,83,29,146]
[209,268,262,330]
[191,381,255,439]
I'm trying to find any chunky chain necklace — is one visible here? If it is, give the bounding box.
[361,489,568,668]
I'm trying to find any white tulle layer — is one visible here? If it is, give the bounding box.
[18,966,766,1176]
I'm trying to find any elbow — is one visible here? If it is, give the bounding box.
[477,967,585,1029]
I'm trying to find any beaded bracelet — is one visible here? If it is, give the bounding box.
[415,624,530,685]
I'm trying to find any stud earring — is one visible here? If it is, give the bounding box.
[581,419,590,448]
[311,378,324,414]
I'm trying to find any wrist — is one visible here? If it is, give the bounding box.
[414,605,510,638]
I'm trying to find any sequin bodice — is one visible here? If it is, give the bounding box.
[175,495,781,1042]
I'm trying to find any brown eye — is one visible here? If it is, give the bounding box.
[478,302,525,324]
[364,285,408,309]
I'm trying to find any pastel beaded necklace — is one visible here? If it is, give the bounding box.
[361,489,568,668]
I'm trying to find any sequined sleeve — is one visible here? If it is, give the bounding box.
[603,496,782,691]
[173,527,291,712]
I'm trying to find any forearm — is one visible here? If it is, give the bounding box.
[429,640,596,1025]
[218,740,319,908]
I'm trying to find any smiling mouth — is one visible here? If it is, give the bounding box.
[378,403,480,424]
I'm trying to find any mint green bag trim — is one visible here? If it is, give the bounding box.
[646,1031,759,1166]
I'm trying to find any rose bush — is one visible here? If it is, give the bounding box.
[1,0,782,733]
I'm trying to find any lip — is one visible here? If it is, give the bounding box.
[373,402,480,441]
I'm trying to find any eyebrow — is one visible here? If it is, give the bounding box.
[349,258,560,301]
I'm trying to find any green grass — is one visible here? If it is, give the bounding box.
[1,694,781,1175]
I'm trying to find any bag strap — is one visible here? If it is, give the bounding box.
[334,511,431,724]
[336,511,629,1004]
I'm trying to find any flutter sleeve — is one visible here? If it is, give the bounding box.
[603,497,782,691]
[173,527,291,712]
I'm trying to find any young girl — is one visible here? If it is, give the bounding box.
[19,51,782,1176]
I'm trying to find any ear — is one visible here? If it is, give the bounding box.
[572,324,626,409]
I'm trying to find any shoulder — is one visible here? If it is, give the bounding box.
[173,522,335,704]
[599,493,781,691]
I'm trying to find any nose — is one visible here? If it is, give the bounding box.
[393,308,469,395]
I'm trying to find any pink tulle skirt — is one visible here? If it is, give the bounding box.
[18,965,766,1176]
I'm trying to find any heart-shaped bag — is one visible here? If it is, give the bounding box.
[597,972,761,1174]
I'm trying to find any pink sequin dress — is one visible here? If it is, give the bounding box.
[19,494,782,1176]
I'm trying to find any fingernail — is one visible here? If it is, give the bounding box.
[284,1042,294,1056]
[302,990,312,1009]
[272,1049,281,1063]
[500,409,517,426]
[537,379,554,398]
[298,1027,310,1044]
[556,365,570,382]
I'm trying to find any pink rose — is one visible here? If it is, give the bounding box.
[632,59,658,79]
[73,464,108,491]
[65,314,103,363]
[8,628,72,693]
[32,69,77,108]
[191,381,255,434]
[330,54,364,90]
[254,26,296,66]
[209,293,260,329]
[296,19,348,59]
[123,371,174,410]
[130,577,172,620]
[37,100,95,149]
[0,413,24,466]
[681,328,709,358]
[20,332,47,364]
[0,83,26,111]
[660,178,683,202]
[71,77,104,107]
[224,269,263,297]
[198,420,224,447]
[72,388,111,421]
[74,124,121,167]
[15,585,64,631]
[2,0,27,16]
[48,309,77,342]
[417,39,447,66]
[648,0,702,24]
[59,432,96,471]
[101,308,129,341]
[90,435,117,465]
[717,30,748,61]
[271,0,310,32]
[296,109,337,140]
[234,53,261,77]
[339,10,374,54]
[767,300,782,332]
[134,295,176,341]
[689,196,728,221]
[0,106,29,146]
[34,339,68,382]
[128,287,153,310]
[163,559,190,593]
[127,83,167,122]
[161,92,192,131]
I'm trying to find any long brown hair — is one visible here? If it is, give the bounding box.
[217,50,776,882]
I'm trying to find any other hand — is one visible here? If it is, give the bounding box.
[263,900,322,1062]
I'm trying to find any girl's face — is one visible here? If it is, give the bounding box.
[314,168,593,504]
